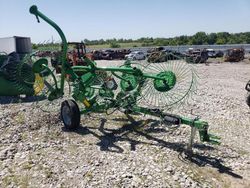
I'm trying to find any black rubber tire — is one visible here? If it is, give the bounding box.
[246,94,250,107]
[61,99,80,130]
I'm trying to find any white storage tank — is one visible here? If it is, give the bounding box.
[0,36,32,54]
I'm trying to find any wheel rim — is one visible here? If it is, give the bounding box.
[62,105,72,126]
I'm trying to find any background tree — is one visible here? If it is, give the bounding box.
[34,32,250,50]
[191,32,208,45]
[216,32,230,44]
[207,33,217,45]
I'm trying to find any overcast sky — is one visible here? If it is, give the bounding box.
[0,0,250,43]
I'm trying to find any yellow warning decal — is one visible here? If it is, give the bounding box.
[33,73,44,95]
[83,99,91,108]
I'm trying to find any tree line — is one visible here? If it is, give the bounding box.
[33,31,250,49]
[83,31,250,47]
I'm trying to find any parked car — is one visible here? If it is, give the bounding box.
[206,49,217,58]
[125,51,146,60]
[147,46,165,54]
[147,50,184,63]
[215,50,224,58]
[90,49,131,60]
[185,48,208,64]
[101,50,114,60]
[206,49,224,58]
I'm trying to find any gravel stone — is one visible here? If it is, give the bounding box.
[0,59,250,187]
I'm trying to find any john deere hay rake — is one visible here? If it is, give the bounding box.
[10,5,219,151]
[0,51,45,96]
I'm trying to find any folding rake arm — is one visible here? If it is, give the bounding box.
[30,5,68,95]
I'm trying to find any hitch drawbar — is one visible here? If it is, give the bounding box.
[162,113,220,145]
[132,106,220,145]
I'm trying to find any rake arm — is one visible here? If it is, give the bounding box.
[131,106,220,144]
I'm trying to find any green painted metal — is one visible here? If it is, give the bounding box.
[120,74,138,91]
[0,54,35,96]
[130,105,220,144]
[32,58,48,73]
[30,5,68,97]
[153,71,176,92]
[29,5,220,146]
[0,77,33,96]
[99,88,115,99]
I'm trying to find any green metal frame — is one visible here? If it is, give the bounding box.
[29,5,220,145]
[0,53,35,96]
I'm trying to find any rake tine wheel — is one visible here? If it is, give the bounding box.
[139,57,197,110]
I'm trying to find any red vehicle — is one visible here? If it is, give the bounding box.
[51,42,94,73]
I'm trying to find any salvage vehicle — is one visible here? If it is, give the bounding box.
[147,49,184,63]
[206,49,216,58]
[125,51,146,60]
[185,48,208,64]
[224,48,245,62]
[206,49,224,58]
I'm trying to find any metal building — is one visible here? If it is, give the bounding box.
[0,36,32,54]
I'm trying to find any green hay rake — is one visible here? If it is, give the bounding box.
[29,5,219,150]
[0,52,42,96]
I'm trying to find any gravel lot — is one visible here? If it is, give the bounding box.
[0,58,250,188]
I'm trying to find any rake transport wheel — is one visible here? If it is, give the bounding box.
[246,93,250,107]
[61,99,80,130]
